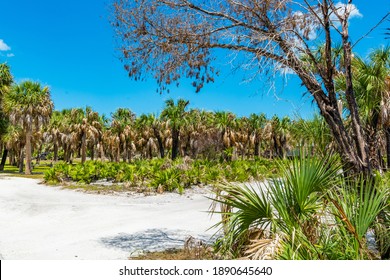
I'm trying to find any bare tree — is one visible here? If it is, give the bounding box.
[111,0,388,175]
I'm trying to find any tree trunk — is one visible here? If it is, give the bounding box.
[154,127,165,158]
[64,145,70,163]
[127,146,132,162]
[81,132,87,164]
[53,142,58,162]
[91,146,95,161]
[99,142,105,162]
[122,142,127,162]
[0,148,8,171]
[25,130,32,175]
[171,128,179,160]
[386,127,390,170]
[19,149,24,173]
[10,149,15,166]
[36,144,42,165]
[254,140,259,157]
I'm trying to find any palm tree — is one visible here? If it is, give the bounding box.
[81,107,102,163]
[160,98,189,160]
[247,113,267,158]
[64,107,102,164]
[3,81,53,174]
[293,114,334,157]
[97,113,109,161]
[111,108,136,162]
[137,113,166,158]
[269,116,291,159]
[0,63,13,170]
[45,111,64,162]
[213,111,236,161]
[2,124,24,170]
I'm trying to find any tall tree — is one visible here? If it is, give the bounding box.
[3,81,53,174]
[347,47,390,170]
[111,108,136,162]
[112,0,390,176]
[137,113,166,158]
[70,107,102,164]
[247,113,267,157]
[214,111,236,161]
[160,98,189,160]
[0,63,13,170]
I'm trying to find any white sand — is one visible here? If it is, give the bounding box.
[0,176,220,260]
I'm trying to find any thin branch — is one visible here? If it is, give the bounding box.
[353,11,390,48]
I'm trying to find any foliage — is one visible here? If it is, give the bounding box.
[212,156,390,259]
[44,158,281,193]
[110,0,390,176]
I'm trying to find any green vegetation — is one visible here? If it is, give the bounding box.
[1,3,390,259]
[43,158,281,193]
[211,156,390,260]
[1,161,51,179]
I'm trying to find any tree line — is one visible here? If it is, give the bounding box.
[0,65,336,175]
[2,42,390,175]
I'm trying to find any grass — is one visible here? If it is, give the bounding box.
[0,161,52,179]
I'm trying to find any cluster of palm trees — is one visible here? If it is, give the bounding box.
[1,47,390,176]
[0,91,324,176]
[0,66,333,176]
[0,65,53,174]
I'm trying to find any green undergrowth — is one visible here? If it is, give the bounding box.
[44,158,282,193]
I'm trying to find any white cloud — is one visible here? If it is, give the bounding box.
[6,53,15,57]
[0,39,11,51]
[332,3,363,22]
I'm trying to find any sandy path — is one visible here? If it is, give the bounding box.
[0,176,220,260]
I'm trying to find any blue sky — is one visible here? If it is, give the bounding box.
[0,0,389,119]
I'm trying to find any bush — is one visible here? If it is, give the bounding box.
[44,158,282,193]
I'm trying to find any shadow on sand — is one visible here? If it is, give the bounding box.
[100,228,213,256]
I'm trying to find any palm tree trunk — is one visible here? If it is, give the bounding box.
[127,146,132,162]
[36,144,42,165]
[10,149,15,166]
[0,148,8,171]
[386,127,390,170]
[171,128,179,160]
[81,132,87,164]
[91,145,95,161]
[99,142,105,162]
[25,129,32,175]
[116,144,120,162]
[122,142,127,162]
[19,148,24,173]
[153,128,165,158]
[53,142,58,162]
[254,140,259,157]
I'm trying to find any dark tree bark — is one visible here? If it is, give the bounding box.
[0,148,8,171]
[254,141,260,157]
[386,127,390,169]
[171,128,179,160]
